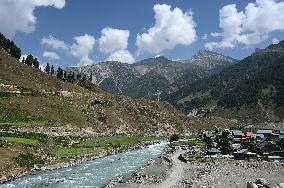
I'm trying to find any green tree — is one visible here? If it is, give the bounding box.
[33,58,39,68]
[25,54,34,66]
[56,67,64,80]
[50,65,55,75]
[45,63,50,74]
[216,130,233,155]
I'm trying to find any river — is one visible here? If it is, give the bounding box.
[1,142,166,188]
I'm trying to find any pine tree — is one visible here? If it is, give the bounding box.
[25,54,34,66]
[56,67,64,80]
[63,71,67,81]
[45,63,50,74]
[33,58,39,69]
[50,65,55,75]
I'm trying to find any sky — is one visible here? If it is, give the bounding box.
[0,0,284,68]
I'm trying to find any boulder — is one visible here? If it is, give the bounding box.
[247,181,258,188]
[255,178,270,187]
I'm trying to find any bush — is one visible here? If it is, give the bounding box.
[169,134,179,143]
[15,153,44,168]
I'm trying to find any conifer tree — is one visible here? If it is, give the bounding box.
[56,67,64,80]
[50,65,55,75]
[45,63,50,74]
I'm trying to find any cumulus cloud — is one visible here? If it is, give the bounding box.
[43,51,60,61]
[0,0,65,38]
[136,4,197,55]
[70,34,96,66]
[99,28,130,53]
[41,35,68,50]
[107,50,135,64]
[205,0,284,49]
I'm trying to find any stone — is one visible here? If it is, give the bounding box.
[255,178,270,187]
[247,181,258,188]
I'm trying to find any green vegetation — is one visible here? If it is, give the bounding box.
[1,137,38,146]
[170,41,284,122]
[15,153,44,168]
[0,32,21,60]
[169,134,179,143]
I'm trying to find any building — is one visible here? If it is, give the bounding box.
[279,130,284,139]
[256,130,273,138]
[234,149,257,160]
[207,148,221,155]
[232,130,243,138]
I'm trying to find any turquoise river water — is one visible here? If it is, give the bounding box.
[1,142,166,188]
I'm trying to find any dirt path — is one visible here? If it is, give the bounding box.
[155,149,186,188]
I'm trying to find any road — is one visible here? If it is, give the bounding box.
[155,149,186,188]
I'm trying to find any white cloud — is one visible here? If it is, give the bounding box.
[41,35,68,50]
[70,34,96,66]
[0,0,65,38]
[205,0,284,49]
[272,37,279,44]
[106,50,135,64]
[99,28,130,53]
[43,51,60,61]
[136,4,197,55]
[201,34,208,40]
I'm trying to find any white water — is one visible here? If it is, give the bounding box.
[1,142,166,188]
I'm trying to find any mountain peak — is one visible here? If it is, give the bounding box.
[136,55,172,65]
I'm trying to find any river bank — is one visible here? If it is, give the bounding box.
[0,134,165,185]
[107,145,284,188]
[1,141,167,187]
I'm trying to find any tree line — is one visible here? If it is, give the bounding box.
[0,33,21,60]
[0,32,95,90]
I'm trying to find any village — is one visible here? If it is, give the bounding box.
[170,128,284,187]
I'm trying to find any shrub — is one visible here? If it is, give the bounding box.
[169,134,179,143]
[15,153,44,168]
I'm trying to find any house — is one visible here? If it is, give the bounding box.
[234,149,257,160]
[279,130,284,139]
[207,148,221,155]
[241,132,253,140]
[256,130,273,138]
[270,151,284,157]
[267,156,283,162]
[232,130,243,138]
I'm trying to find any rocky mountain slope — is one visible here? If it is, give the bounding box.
[0,50,191,135]
[66,51,238,101]
[170,41,284,123]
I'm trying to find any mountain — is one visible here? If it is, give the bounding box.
[66,51,238,101]
[171,41,284,123]
[0,50,191,135]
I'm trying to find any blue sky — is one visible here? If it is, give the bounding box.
[1,0,284,67]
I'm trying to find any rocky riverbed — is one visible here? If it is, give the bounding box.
[108,146,284,188]
[176,160,284,188]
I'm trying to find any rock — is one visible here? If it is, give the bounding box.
[279,183,284,188]
[247,181,258,188]
[255,178,270,187]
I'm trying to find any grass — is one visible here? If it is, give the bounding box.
[174,139,205,146]
[1,137,38,145]
[53,147,101,159]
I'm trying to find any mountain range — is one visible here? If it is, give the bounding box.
[66,41,284,124]
[66,50,238,101]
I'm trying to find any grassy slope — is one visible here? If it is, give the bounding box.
[0,50,190,134]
